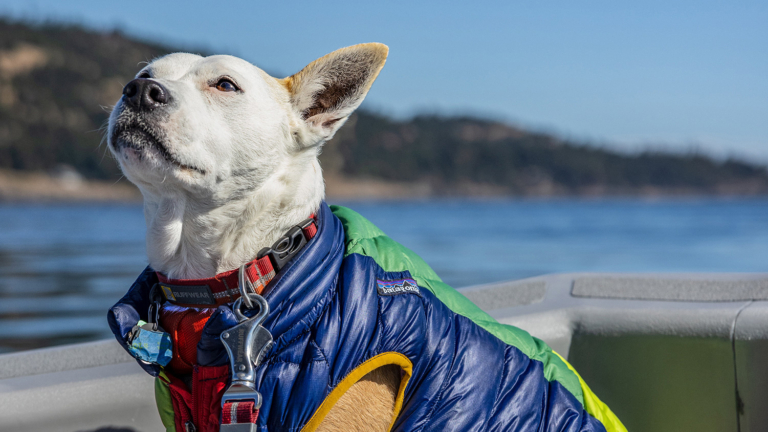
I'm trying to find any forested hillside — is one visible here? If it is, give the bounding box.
[324,113,768,195]
[0,19,171,178]
[1,18,766,196]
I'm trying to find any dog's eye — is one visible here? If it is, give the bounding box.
[215,78,239,92]
[138,71,151,79]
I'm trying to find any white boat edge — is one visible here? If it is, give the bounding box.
[2,272,767,432]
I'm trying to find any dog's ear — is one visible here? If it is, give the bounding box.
[281,43,388,145]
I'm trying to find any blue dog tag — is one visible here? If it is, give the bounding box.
[128,320,173,367]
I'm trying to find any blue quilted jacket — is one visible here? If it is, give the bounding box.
[111,202,624,432]
[233,203,622,431]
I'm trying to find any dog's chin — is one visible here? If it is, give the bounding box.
[111,127,206,177]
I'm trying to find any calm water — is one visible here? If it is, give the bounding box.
[1,198,767,353]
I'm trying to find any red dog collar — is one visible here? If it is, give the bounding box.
[155,217,317,307]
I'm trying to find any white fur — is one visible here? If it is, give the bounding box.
[107,45,387,279]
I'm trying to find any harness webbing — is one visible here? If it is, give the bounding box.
[222,400,259,428]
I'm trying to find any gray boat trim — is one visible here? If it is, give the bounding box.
[2,272,768,432]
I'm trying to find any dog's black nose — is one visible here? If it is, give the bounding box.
[122,78,170,111]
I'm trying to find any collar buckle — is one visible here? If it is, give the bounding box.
[256,218,315,272]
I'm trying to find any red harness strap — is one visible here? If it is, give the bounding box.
[156,217,317,431]
[163,365,230,432]
[159,306,217,374]
[221,400,259,428]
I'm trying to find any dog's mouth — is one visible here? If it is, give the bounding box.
[111,122,205,175]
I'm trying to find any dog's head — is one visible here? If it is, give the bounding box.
[107,43,388,201]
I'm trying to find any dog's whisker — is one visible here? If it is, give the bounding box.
[112,174,127,186]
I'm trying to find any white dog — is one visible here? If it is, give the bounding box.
[107,44,622,432]
[109,44,399,431]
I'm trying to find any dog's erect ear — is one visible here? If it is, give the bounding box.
[281,43,388,144]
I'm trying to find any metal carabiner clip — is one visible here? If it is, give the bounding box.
[238,264,257,310]
[220,293,273,419]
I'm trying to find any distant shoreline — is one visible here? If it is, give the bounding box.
[0,169,141,203]
[2,170,767,203]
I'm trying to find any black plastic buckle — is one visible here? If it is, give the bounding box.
[147,283,163,331]
[257,219,314,272]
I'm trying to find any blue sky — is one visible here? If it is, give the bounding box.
[2,0,767,161]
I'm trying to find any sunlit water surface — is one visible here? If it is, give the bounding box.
[1,198,766,353]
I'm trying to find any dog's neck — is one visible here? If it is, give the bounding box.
[140,158,324,280]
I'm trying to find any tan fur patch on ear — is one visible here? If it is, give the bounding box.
[282,43,388,121]
[279,75,295,94]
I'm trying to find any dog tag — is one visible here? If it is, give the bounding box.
[128,320,173,367]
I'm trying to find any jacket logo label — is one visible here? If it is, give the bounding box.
[160,284,215,305]
[377,278,421,297]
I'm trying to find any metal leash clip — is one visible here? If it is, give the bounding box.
[220,291,273,431]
